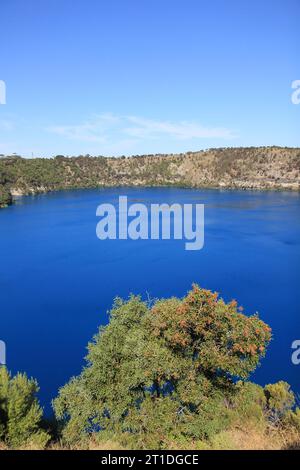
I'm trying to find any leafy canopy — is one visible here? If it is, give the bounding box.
[54,285,272,447]
[0,367,50,448]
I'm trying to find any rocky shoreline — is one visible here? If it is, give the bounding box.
[1,146,299,208]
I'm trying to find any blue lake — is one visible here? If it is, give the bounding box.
[0,187,299,414]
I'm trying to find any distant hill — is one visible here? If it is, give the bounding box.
[1,147,300,207]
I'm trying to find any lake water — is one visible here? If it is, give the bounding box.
[0,187,299,414]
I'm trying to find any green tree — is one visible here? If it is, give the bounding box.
[264,381,295,423]
[284,407,300,431]
[0,185,12,207]
[0,367,50,448]
[54,285,273,448]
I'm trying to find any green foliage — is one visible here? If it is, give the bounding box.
[284,408,300,431]
[209,430,237,450]
[1,147,299,210]
[264,381,295,421]
[0,165,12,206]
[54,285,273,448]
[0,186,12,207]
[0,367,50,448]
[231,381,266,426]
[0,286,298,449]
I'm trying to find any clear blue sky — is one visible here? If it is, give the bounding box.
[0,0,299,157]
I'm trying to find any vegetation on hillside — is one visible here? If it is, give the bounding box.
[0,164,12,207]
[0,368,50,449]
[1,147,300,208]
[0,186,12,207]
[1,285,299,450]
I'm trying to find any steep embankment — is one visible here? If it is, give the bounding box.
[0,147,299,207]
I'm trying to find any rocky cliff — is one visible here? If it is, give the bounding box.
[1,146,299,207]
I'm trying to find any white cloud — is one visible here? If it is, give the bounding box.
[47,113,237,145]
[124,116,236,140]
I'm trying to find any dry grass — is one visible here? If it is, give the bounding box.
[209,425,300,450]
[1,424,299,451]
[88,437,126,451]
